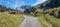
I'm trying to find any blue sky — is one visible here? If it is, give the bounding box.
[0,0,47,9]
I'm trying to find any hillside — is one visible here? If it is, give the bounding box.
[37,7,60,27]
[24,6,60,27]
[34,0,60,9]
[24,3,60,27]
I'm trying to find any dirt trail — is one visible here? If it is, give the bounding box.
[19,15,42,27]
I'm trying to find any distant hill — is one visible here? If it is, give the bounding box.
[16,5,31,12]
[20,5,31,9]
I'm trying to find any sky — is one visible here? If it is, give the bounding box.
[0,0,47,9]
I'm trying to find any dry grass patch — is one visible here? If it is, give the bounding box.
[0,12,24,27]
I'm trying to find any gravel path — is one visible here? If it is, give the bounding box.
[19,15,42,27]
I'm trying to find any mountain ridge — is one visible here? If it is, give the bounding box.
[34,0,60,9]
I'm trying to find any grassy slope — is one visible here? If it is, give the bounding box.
[37,14,60,27]
[44,14,60,27]
[37,7,60,27]
[37,14,52,27]
[0,12,24,27]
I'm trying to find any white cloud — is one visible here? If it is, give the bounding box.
[13,3,20,9]
[32,0,47,6]
[13,1,25,9]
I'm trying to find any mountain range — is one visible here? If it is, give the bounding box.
[34,0,60,9]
